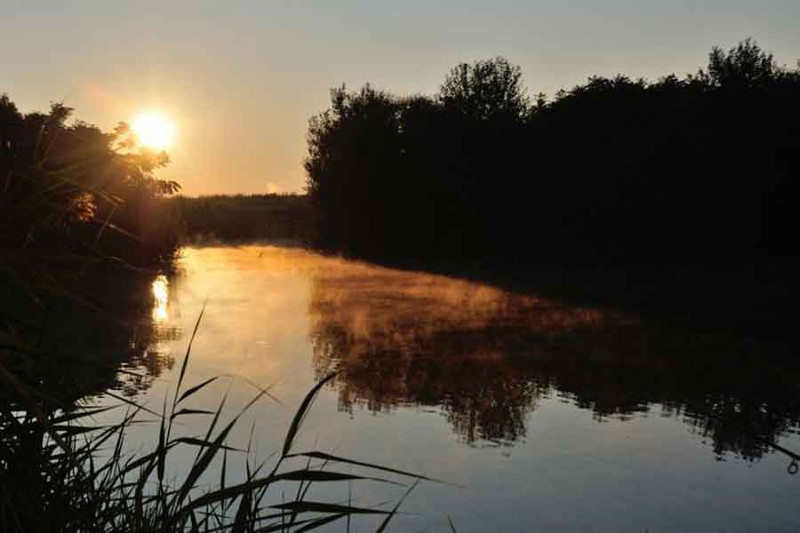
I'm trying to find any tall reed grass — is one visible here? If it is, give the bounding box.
[0,309,432,532]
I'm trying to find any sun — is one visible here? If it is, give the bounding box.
[132,112,176,150]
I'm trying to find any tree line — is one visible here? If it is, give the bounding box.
[305,40,800,266]
[0,95,182,268]
[173,193,312,243]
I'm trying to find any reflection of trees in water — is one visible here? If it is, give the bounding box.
[309,266,800,460]
[682,394,800,461]
[0,268,179,409]
[114,321,179,397]
[313,321,541,443]
[80,271,180,399]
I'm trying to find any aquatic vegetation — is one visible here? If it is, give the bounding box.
[0,310,429,532]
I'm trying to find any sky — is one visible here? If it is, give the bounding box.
[2,1,799,195]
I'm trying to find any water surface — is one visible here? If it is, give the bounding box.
[103,244,800,531]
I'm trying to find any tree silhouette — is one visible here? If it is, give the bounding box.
[439,57,529,121]
[0,95,181,262]
[703,38,782,89]
[305,41,800,331]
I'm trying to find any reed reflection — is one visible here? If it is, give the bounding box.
[308,262,800,461]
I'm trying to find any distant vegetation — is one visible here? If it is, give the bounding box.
[305,40,800,265]
[173,194,312,243]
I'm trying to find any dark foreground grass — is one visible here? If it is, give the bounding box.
[0,310,433,532]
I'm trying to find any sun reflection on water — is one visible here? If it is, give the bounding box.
[151,274,169,323]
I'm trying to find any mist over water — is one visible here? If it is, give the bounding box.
[96,244,799,531]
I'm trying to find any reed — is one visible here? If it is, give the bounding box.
[0,310,430,532]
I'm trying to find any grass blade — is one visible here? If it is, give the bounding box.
[231,489,252,533]
[177,469,382,515]
[281,372,337,457]
[376,479,419,532]
[271,501,388,515]
[285,451,434,482]
[172,302,207,410]
[293,512,348,532]
[172,408,216,418]
[448,515,458,532]
[176,376,218,406]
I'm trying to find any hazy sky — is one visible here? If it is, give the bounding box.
[2,1,799,195]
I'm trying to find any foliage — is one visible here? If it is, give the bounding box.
[305,85,403,253]
[0,95,182,266]
[703,37,784,89]
[0,312,427,531]
[173,194,312,243]
[305,40,800,265]
[439,57,529,121]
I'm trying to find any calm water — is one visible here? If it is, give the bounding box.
[96,244,799,531]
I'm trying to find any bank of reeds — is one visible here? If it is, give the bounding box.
[0,310,428,531]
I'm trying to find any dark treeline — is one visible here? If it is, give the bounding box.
[0,95,182,267]
[173,193,312,243]
[305,40,800,320]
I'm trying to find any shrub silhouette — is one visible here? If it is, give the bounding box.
[0,95,181,265]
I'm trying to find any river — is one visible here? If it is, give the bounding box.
[92,244,800,531]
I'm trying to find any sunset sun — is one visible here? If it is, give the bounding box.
[132,112,175,150]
